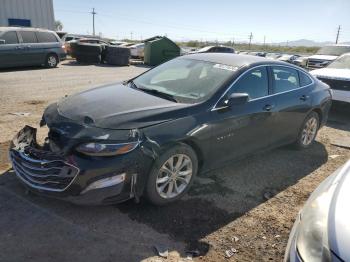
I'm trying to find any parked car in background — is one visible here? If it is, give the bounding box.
[9,53,331,206]
[65,38,113,56]
[306,44,350,69]
[292,56,308,68]
[265,52,282,60]
[130,43,145,58]
[191,45,235,54]
[110,41,128,46]
[310,53,350,103]
[0,27,66,68]
[248,51,266,57]
[284,160,350,262]
[62,34,82,42]
[278,54,301,63]
[119,42,135,47]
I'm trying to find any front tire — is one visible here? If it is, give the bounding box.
[295,111,320,149]
[45,53,58,68]
[145,143,198,205]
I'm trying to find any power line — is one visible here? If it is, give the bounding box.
[335,25,341,44]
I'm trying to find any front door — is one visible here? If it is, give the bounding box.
[0,31,21,68]
[209,66,277,167]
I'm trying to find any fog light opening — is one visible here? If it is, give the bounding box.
[81,173,126,194]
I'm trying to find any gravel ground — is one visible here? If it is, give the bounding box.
[0,62,349,262]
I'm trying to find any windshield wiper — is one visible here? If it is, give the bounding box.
[125,80,178,102]
[137,87,178,103]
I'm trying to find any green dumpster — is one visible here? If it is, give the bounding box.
[144,36,180,66]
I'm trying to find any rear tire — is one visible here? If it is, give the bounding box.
[294,111,320,149]
[145,143,198,205]
[45,53,58,68]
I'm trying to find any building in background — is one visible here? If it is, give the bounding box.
[0,0,55,30]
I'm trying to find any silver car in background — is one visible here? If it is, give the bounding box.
[284,160,350,262]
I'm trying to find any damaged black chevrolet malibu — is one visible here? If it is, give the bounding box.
[9,53,332,205]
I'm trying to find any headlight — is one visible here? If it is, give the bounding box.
[76,141,139,156]
[296,186,334,262]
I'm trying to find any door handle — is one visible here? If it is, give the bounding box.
[300,95,310,101]
[263,104,275,111]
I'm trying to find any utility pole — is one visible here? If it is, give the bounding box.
[232,36,235,46]
[130,31,133,40]
[248,32,253,49]
[335,25,341,44]
[91,8,97,36]
[263,35,266,50]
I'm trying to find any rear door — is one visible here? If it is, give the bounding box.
[36,31,60,63]
[268,66,313,145]
[209,66,277,166]
[0,31,21,67]
[18,30,42,65]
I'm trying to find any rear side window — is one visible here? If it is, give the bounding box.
[298,71,312,86]
[271,66,299,94]
[20,31,37,43]
[36,32,58,43]
[1,31,18,44]
[230,67,269,99]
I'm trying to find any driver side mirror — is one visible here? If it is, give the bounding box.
[0,40,5,45]
[225,93,249,106]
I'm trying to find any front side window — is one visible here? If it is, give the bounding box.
[20,31,37,43]
[133,58,236,103]
[271,66,299,94]
[36,32,58,43]
[0,31,18,44]
[229,67,268,99]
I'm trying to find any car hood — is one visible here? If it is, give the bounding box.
[327,161,350,260]
[56,83,189,129]
[310,68,350,81]
[308,54,338,61]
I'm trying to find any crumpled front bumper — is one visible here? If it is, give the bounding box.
[8,125,152,205]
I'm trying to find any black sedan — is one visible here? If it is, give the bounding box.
[9,53,332,205]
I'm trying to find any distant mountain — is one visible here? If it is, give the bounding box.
[274,39,350,47]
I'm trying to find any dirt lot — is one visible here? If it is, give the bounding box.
[0,62,350,262]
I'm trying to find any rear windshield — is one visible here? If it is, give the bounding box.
[316,46,350,56]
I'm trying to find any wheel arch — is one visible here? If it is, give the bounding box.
[311,107,323,125]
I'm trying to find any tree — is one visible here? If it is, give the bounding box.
[54,20,63,31]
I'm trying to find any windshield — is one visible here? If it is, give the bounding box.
[327,55,350,69]
[316,46,350,56]
[133,58,237,103]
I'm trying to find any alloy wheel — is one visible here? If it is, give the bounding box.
[156,154,193,199]
[301,117,318,146]
[47,55,57,67]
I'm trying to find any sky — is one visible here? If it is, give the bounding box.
[53,0,350,44]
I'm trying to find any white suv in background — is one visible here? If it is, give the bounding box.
[306,44,350,70]
[311,53,350,103]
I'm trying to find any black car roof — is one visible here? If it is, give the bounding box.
[182,53,284,67]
